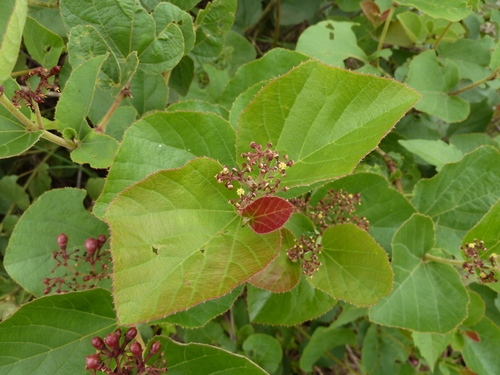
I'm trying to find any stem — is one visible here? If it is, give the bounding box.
[273,0,280,47]
[375,148,404,194]
[433,21,453,50]
[10,68,37,78]
[95,84,130,133]
[449,67,500,95]
[41,130,77,150]
[33,102,45,130]
[28,0,59,8]
[245,0,277,37]
[0,93,39,131]
[424,253,464,267]
[375,5,395,68]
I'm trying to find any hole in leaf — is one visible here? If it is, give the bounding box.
[329,32,334,40]
[200,249,205,254]
[152,246,159,255]
[325,23,334,30]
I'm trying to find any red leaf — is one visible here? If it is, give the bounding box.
[462,330,481,342]
[240,196,294,234]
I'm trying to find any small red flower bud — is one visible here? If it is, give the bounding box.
[97,234,107,247]
[130,341,143,356]
[85,238,98,254]
[42,278,50,284]
[43,287,51,294]
[85,354,103,370]
[125,327,138,341]
[92,337,105,349]
[149,340,161,355]
[104,332,120,348]
[57,234,68,248]
[50,66,61,75]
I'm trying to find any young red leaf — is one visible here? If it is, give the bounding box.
[240,196,294,234]
[462,330,481,342]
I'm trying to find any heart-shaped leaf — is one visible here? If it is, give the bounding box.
[240,196,294,234]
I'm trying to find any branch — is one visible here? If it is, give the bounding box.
[28,0,59,9]
[448,67,500,96]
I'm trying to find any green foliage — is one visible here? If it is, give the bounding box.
[1,0,500,374]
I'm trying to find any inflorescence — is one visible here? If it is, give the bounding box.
[86,327,166,374]
[42,233,112,294]
[287,235,322,277]
[291,188,369,233]
[461,239,498,284]
[11,66,60,110]
[215,142,294,210]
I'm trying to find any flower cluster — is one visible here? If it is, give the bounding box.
[461,239,498,284]
[11,66,60,109]
[86,327,166,375]
[42,233,112,294]
[287,235,322,277]
[291,189,369,233]
[215,142,294,209]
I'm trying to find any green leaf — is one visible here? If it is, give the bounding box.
[463,317,500,375]
[93,111,235,219]
[183,64,230,103]
[61,0,184,74]
[152,285,244,328]
[4,188,110,296]
[437,36,495,82]
[178,321,236,351]
[248,228,301,293]
[169,55,194,96]
[247,275,336,325]
[369,214,468,333]
[191,0,237,64]
[104,106,137,142]
[23,16,64,68]
[55,55,107,140]
[280,0,321,25]
[28,163,51,199]
[155,336,267,374]
[228,79,270,130]
[140,0,200,12]
[397,11,426,43]
[0,175,30,214]
[449,133,500,154]
[310,173,417,254]
[224,30,256,76]
[395,0,471,21]
[0,289,116,375]
[237,60,421,187]
[106,158,281,324]
[300,327,356,372]
[124,69,169,116]
[463,290,486,327]
[0,0,27,85]
[86,177,105,201]
[412,331,452,372]
[152,2,195,55]
[406,50,469,122]
[398,139,463,170]
[167,99,229,120]
[309,224,393,306]
[218,48,310,109]
[243,333,282,373]
[296,21,367,68]
[411,146,500,258]
[70,131,119,169]
[0,78,42,159]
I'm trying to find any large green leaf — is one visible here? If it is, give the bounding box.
[412,332,452,372]
[406,50,469,123]
[309,224,393,306]
[247,275,336,326]
[124,68,169,116]
[411,146,500,258]
[0,0,27,85]
[296,21,367,68]
[4,188,110,296]
[395,0,471,21]
[191,0,237,63]
[93,111,235,219]
[462,317,500,375]
[399,139,463,171]
[70,131,119,169]
[300,327,356,372]
[153,284,244,328]
[0,78,42,158]
[60,0,184,74]
[55,55,106,140]
[23,16,64,68]
[0,289,116,375]
[106,158,281,324]
[310,173,417,254]
[242,334,282,373]
[218,48,310,109]
[156,336,267,374]
[369,214,468,333]
[237,60,421,187]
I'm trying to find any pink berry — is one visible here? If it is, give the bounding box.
[97,234,107,247]
[85,238,98,254]
[149,340,161,355]
[104,332,120,348]
[91,337,105,349]
[57,234,68,248]
[125,327,138,341]
[130,342,142,356]
[85,354,103,370]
